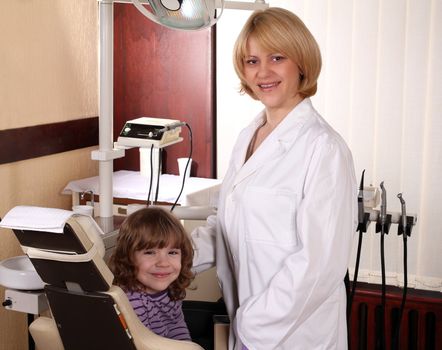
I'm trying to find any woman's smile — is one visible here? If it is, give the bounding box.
[258,81,281,91]
[244,35,303,120]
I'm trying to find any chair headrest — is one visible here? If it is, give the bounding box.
[0,206,105,257]
[1,206,112,291]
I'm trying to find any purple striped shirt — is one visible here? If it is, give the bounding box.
[126,289,191,341]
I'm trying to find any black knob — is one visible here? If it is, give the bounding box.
[2,299,12,307]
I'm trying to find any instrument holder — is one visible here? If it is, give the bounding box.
[357,212,371,233]
[375,214,392,235]
[397,216,415,237]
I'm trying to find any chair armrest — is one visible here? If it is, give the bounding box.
[213,315,230,350]
[29,316,64,350]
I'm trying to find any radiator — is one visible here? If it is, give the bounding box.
[348,282,442,350]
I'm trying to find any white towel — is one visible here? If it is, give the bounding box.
[0,206,75,233]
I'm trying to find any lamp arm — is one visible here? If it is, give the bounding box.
[109,0,268,11]
[219,0,268,10]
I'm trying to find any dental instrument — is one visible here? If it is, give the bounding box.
[391,193,411,350]
[379,181,387,350]
[115,117,184,149]
[348,170,371,321]
[375,181,392,350]
[113,116,193,206]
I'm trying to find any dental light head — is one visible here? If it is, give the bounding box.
[160,0,183,11]
[130,0,269,30]
[132,0,224,30]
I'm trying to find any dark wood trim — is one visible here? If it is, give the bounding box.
[0,117,99,165]
[353,281,442,302]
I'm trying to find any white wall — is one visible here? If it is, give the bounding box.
[216,0,442,291]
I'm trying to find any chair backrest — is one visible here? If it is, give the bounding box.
[13,215,136,350]
[14,215,113,292]
[44,284,137,350]
[8,210,204,350]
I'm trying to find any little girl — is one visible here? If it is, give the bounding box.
[110,207,195,341]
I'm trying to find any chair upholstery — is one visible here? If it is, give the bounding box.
[29,316,64,350]
[11,212,204,350]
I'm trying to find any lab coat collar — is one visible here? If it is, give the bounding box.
[232,98,314,186]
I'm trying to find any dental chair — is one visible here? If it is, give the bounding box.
[5,208,204,350]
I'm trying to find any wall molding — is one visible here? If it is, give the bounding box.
[0,117,99,165]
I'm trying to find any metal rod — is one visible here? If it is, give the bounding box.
[98,0,115,218]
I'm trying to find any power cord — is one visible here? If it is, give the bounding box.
[142,122,192,209]
[154,148,162,204]
[146,144,155,205]
[171,123,193,212]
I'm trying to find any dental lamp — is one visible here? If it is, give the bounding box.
[132,0,269,31]
[132,0,221,30]
[93,0,268,219]
[160,0,183,11]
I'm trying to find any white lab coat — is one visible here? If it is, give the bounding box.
[192,98,358,350]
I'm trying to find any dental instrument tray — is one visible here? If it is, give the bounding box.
[115,117,184,149]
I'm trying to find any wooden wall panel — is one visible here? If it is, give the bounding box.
[0,117,98,165]
[113,4,216,178]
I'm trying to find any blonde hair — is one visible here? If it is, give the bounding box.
[233,7,322,99]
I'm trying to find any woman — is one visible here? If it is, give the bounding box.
[191,7,357,350]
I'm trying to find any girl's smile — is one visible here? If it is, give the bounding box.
[134,246,182,294]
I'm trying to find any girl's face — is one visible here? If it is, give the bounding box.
[243,35,303,117]
[133,244,182,294]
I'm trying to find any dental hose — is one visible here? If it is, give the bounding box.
[154,149,163,203]
[347,227,363,350]
[349,229,363,315]
[380,230,386,350]
[348,170,367,320]
[392,193,409,350]
[391,233,407,349]
[146,144,155,205]
[378,181,388,350]
[171,123,193,212]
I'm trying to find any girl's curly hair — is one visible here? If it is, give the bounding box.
[109,207,194,300]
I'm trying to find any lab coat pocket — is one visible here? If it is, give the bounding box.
[244,186,298,245]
